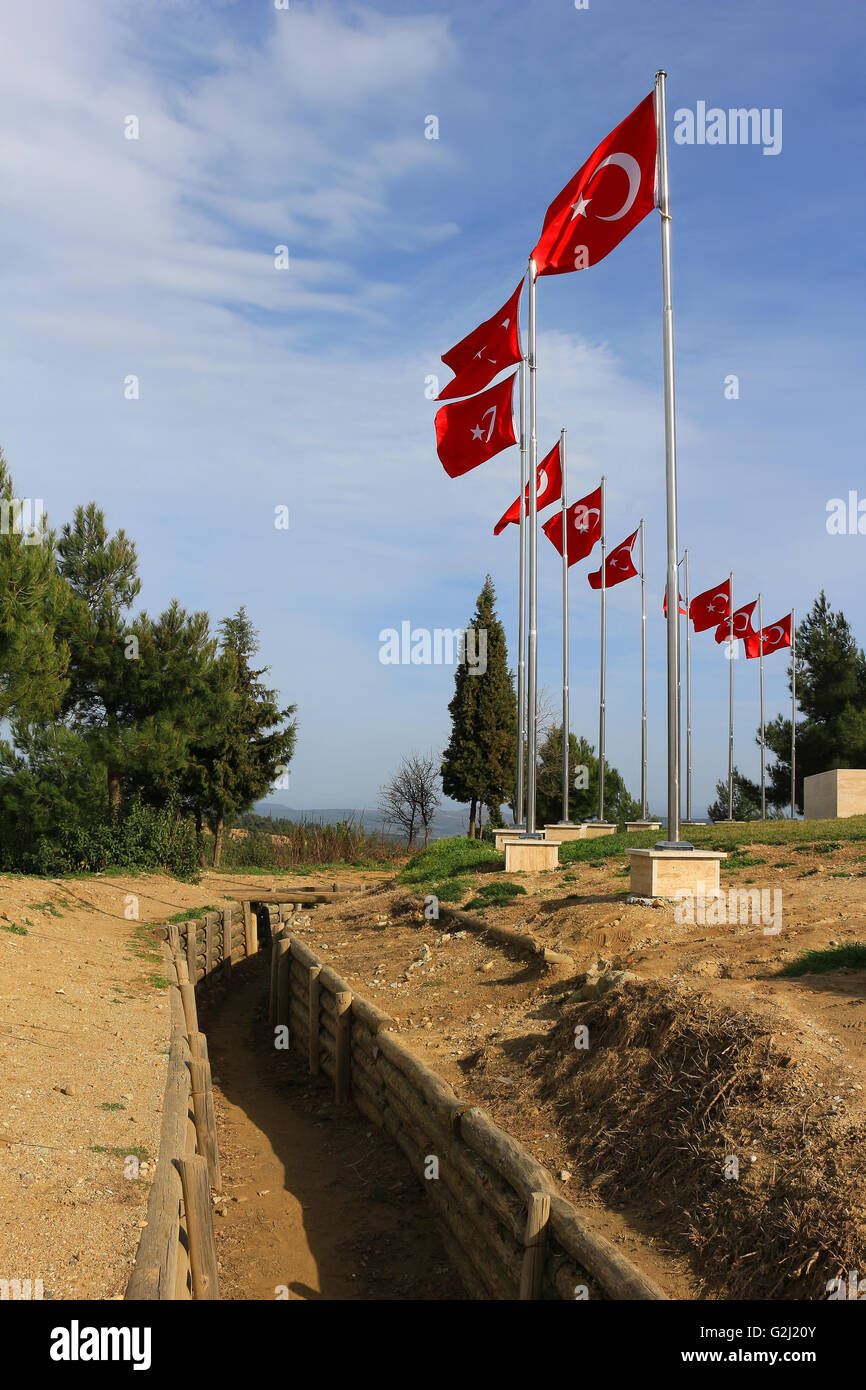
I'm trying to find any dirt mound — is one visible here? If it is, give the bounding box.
[467,979,865,1299]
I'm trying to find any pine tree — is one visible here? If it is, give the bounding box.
[706,766,763,821]
[535,726,640,825]
[0,449,70,724]
[185,608,297,867]
[763,592,866,811]
[441,576,516,837]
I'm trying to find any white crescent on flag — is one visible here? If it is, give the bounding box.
[589,152,642,221]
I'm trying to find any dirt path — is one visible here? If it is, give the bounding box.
[199,951,460,1301]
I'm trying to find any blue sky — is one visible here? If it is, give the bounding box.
[1,0,864,820]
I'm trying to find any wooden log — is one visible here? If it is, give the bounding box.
[437,1130,525,1245]
[460,1107,557,1205]
[176,1155,220,1300]
[173,954,190,987]
[125,1034,189,1300]
[188,1031,209,1066]
[351,1068,386,1120]
[242,901,256,956]
[318,987,337,1017]
[186,921,197,984]
[189,1057,222,1193]
[546,1194,668,1301]
[520,1192,550,1300]
[179,982,199,1038]
[221,909,232,978]
[438,905,573,966]
[223,890,348,905]
[167,924,181,956]
[334,987,352,1103]
[319,1048,335,1081]
[352,1079,385,1130]
[204,913,217,976]
[318,963,353,997]
[275,937,292,1032]
[351,995,396,1035]
[268,927,285,1028]
[377,1033,469,1133]
[289,937,323,971]
[550,1253,599,1302]
[308,966,322,1075]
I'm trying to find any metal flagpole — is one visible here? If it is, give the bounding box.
[758,592,765,820]
[525,258,540,836]
[684,549,692,822]
[598,475,607,821]
[560,428,569,822]
[654,70,687,849]
[640,519,647,819]
[515,356,528,828]
[795,606,800,817]
[727,570,734,820]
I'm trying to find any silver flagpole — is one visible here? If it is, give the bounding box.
[525,258,540,836]
[640,519,647,819]
[654,70,687,848]
[758,592,765,820]
[727,570,734,820]
[598,474,607,821]
[560,428,569,822]
[515,356,528,827]
[684,550,692,822]
[795,606,800,817]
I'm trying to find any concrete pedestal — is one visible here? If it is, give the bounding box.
[493,828,532,853]
[579,822,618,840]
[505,837,560,873]
[544,822,587,842]
[804,769,866,819]
[625,821,661,833]
[628,848,726,900]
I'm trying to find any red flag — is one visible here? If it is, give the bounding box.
[715,601,757,644]
[437,281,524,401]
[588,529,639,589]
[435,372,517,478]
[531,94,657,277]
[542,486,602,565]
[493,441,561,535]
[745,613,793,660]
[663,589,687,617]
[689,579,731,633]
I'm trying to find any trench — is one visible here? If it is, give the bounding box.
[198,949,461,1300]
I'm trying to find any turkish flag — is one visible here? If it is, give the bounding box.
[438,281,524,401]
[542,486,602,565]
[745,613,793,660]
[531,94,657,277]
[715,601,757,644]
[689,579,732,633]
[435,372,517,478]
[588,529,639,589]
[493,441,561,535]
[663,589,688,617]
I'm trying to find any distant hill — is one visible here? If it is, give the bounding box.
[252,801,472,841]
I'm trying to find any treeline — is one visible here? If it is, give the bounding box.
[0,449,296,877]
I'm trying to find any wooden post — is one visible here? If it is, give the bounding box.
[188,1031,209,1065]
[222,908,232,977]
[186,921,197,984]
[242,901,257,957]
[189,1057,222,1193]
[173,952,190,987]
[275,937,291,1033]
[334,988,352,1103]
[520,1191,550,1300]
[179,981,198,1037]
[308,965,322,1075]
[177,1155,220,1300]
[268,927,284,1029]
[167,924,181,956]
[204,914,215,978]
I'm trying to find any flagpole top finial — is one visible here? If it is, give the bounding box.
[655,69,667,79]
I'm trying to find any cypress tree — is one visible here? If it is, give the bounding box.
[441,575,516,837]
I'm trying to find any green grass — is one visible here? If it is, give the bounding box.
[164,905,218,924]
[398,837,503,897]
[0,923,27,935]
[89,1144,151,1162]
[30,900,63,916]
[101,1102,126,1112]
[778,943,866,977]
[800,868,819,878]
[722,856,767,870]
[464,882,527,912]
[147,973,172,990]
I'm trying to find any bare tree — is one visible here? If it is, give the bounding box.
[379,752,442,849]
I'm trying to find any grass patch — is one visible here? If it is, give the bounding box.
[464,882,527,911]
[89,1144,151,1163]
[398,837,503,898]
[0,923,27,935]
[147,973,172,990]
[164,905,218,924]
[722,856,767,870]
[30,900,63,917]
[800,868,819,878]
[100,1102,126,1112]
[778,943,866,976]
